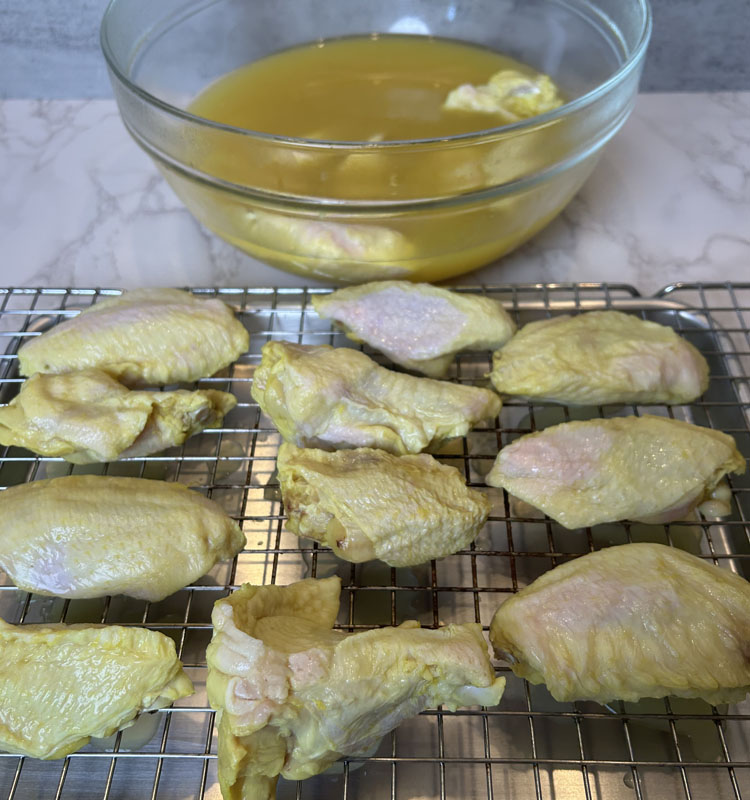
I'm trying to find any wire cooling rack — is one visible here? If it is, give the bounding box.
[0,282,748,800]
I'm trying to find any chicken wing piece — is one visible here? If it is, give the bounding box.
[0,476,246,601]
[18,288,249,386]
[277,443,489,565]
[0,369,236,463]
[486,415,745,529]
[489,542,750,704]
[312,282,516,377]
[247,210,415,281]
[251,341,500,454]
[444,69,563,122]
[489,311,709,405]
[207,577,505,800]
[0,619,193,759]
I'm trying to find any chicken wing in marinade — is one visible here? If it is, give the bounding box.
[18,288,249,386]
[489,311,709,405]
[246,210,415,281]
[443,69,563,121]
[0,369,236,463]
[486,415,745,529]
[0,619,193,759]
[277,443,489,565]
[312,281,515,377]
[251,341,500,454]
[207,577,505,800]
[489,543,750,705]
[0,476,246,601]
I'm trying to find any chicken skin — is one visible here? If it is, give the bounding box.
[251,341,500,454]
[312,281,516,377]
[490,311,709,405]
[0,619,193,759]
[207,577,505,800]
[247,210,414,281]
[486,415,745,529]
[443,69,563,122]
[18,288,249,386]
[489,543,750,705]
[0,369,236,463]
[277,443,489,565]
[0,476,246,601]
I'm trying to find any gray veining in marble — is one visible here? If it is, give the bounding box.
[1,0,749,98]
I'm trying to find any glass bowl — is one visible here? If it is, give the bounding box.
[101,0,651,284]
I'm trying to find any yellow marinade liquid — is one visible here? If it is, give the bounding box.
[189,34,542,141]
[170,34,577,283]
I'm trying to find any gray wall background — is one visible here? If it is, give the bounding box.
[1,0,749,98]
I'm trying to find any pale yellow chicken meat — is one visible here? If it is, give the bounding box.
[0,476,246,601]
[486,415,745,529]
[312,281,516,377]
[490,543,750,704]
[277,443,489,565]
[0,619,193,759]
[207,577,505,800]
[490,310,709,405]
[18,288,249,386]
[0,369,236,463]
[251,341,500,454]
[443,69,563,123]
[247,210,415,281]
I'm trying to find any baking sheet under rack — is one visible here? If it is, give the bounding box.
[0,281,748,800]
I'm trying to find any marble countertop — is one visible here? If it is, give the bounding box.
[2,92,749,295]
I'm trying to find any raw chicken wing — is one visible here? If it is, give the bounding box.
[277,443,489,565]
[0,619,193,759]
[0,369,236,463]
[486,415,745,529]
[18,288,249,386]
[247,210,414,281]
[444,69,563,122]
[490,311,709,405]
[489,543,750,704]
[252,341,500,454]
[0,476,246,601]
[207,577,505,800]
[312,281,516,377]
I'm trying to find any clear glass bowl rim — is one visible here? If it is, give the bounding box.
[100,0,653,151]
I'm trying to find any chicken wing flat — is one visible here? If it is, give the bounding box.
[443,69,563,121]
[490,311,709,405]
[486,415,745,529]
[207,577,504,800]
[0,476,246,601]
[251,341,500,454]
[277,443,489,565]
[0,369,236,463]
[0,619,193,759]
[489,543,750,704]
[247,210,415,281]
[312,282,515,377]
[18,288,249,386]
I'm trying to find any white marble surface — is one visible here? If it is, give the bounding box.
[1,93,749,294]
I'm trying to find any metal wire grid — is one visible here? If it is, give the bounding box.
[0,282,748,800]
